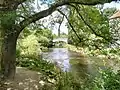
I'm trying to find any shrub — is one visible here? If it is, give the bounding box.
[17,34,41,59]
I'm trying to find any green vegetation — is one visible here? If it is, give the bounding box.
[14,26,120,90]
[13,6,120,90]
[1,0,120,90]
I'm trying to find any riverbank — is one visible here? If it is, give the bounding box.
[64,44,86,57]
[0,57,88,90]
[65,44,120,69]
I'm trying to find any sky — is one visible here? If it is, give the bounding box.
[103,1,120,9]
[34,1,120,35]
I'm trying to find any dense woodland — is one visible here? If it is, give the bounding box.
[0,0,120,90]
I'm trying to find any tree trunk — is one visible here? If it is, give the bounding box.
[0,10,17,79]
[0,30,17,79]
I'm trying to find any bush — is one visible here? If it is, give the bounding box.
[38,36,49,47]
[89,68,120,90]
[17,34,41,59]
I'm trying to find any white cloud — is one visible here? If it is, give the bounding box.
[103,1,120,10]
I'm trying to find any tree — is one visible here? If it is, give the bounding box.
[67,5,112,49]
[0,0,112,79]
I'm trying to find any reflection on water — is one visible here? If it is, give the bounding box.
[42,48,99,77]
[43,48,71,72]
[42,48,117,78]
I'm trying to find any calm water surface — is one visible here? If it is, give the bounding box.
[42,48,119,78]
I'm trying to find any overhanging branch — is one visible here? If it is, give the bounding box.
[17,0,112,35]
[57,9,83,42]
[61,0,112,5]
[70,4,111,42]
[18,1,67,34]
[16,0,27,5]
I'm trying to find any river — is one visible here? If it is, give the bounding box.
[42,48,120,79]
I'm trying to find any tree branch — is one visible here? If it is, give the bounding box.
[61,0,112,5]
[16,0,112,35]
[58,15,64,37]
[57,9,83,42]
[15,0,27,5]
[0,0,27,11]
[70,4,111,42]
[18,2,64,34]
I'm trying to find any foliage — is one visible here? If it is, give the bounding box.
[102,69,120,90]
[35,29,53,39]
[64,44,85,55]
[19,28,31,38]
[63,43,120,90]
[54,68,120,90]
[91,68,120,90]
[16,57,55,73]
[38,35,49,47]
[17,34,41,59]
[16,27,57,83]
[16,27,53,58]
[1,0,120,89]
[35,28,53,47]
[16,40,120,90]
[54,72,83,90]
[68,5,111,49]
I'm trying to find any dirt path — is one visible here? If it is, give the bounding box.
[0,67,48,90]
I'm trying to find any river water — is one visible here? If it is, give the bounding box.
[42,48,119,79]
[43,48,71,72]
